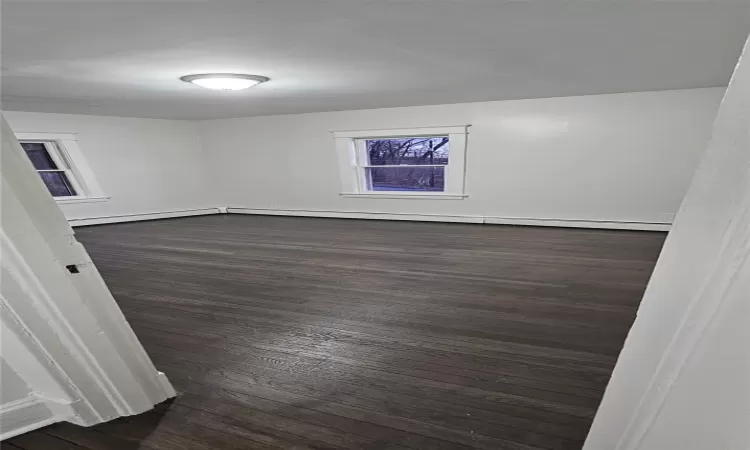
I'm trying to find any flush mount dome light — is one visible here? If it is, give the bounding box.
[180,73,269,90]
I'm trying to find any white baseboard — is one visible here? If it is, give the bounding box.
[483,216,671,231]
[0,396,59,440]
[227,207,484,224]
[226,207,671,231]
[69,208,222,227]
[65,206,671,231]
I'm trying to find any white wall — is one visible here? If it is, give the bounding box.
[3,111,216,223]
[2,88,725,228]
[638,285,749,449]
[0,360,31,405]
[197,88,723,225]
[584,38,750,450]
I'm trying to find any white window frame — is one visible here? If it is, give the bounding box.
[16,132,108,204]
[333,126,469,199]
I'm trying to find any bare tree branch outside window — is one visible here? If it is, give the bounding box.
[364,136,449,191]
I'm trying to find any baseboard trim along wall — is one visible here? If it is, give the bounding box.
[0,396,59,441]
[226,207,672,231]
[68,208,222,227]
[64,206,671,231]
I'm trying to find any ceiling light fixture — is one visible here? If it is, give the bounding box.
[180,73,269,91]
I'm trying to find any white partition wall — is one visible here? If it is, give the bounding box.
[0,115,175,439]
[583,37,750,450]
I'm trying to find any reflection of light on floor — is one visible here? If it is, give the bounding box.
[231,279,418,387]
[289,300,392,373]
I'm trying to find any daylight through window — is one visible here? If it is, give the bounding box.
[363,136,449,192]
[20,141,80,197]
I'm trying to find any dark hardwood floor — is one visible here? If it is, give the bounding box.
[6,215,666,450]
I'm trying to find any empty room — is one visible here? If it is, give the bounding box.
[1,1,749,449]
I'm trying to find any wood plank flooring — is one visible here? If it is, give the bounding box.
[6,215,666,450]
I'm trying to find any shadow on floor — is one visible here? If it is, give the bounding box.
[5,399,176,449]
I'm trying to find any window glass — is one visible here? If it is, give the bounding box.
[367,166,445,192]
[20,141,78,197]
[365,137,449,166]
[21,142,58,170]
[39,172,76,197]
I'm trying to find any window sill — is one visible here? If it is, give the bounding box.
[55,196,110,205]
[340,192,467,200]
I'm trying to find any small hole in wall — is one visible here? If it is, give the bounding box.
[66,264,80,274]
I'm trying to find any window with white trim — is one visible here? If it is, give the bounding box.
[334,126,469,198]
[20,141,81,198]
[17,133,107,203]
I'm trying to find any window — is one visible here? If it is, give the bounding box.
[334,126,469,199]
[17,132,107,203]
[20,141,80,197]
[364,136,448,192]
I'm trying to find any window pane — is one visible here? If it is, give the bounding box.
[21,142,58,170]
[40,171,77,197]
[366,137,449,166]
[368,166,445,192]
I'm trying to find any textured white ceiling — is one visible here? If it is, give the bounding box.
[2,0,749,120]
